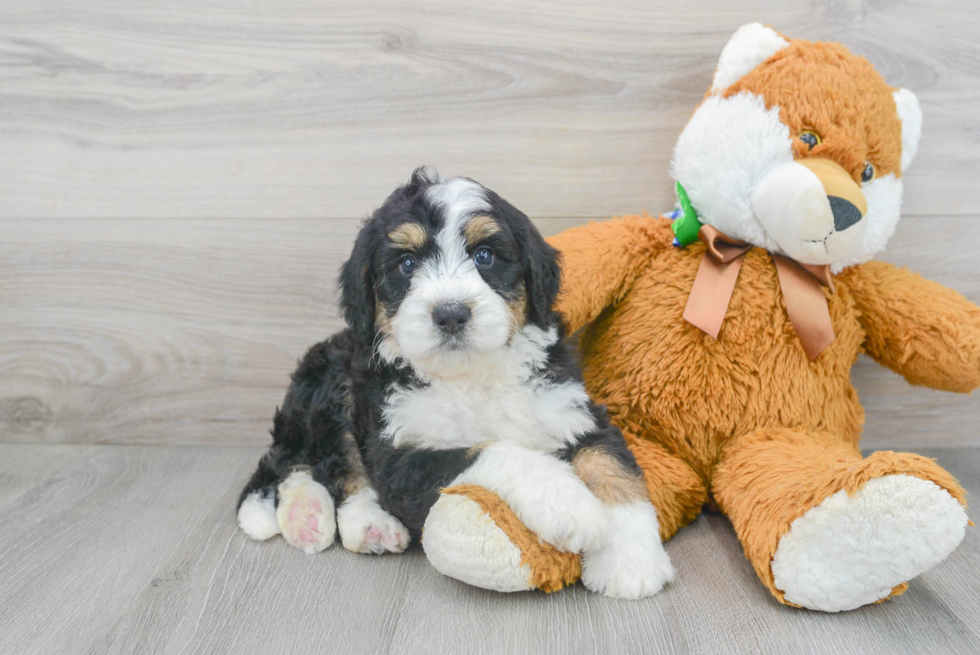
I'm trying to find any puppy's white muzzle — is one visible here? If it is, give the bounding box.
[388,262,513,375]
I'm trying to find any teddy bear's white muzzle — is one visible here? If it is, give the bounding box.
[751,158,868,266]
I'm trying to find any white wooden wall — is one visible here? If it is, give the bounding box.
[2,0,978,449]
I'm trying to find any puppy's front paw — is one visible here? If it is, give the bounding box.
[276,470,336,554]
[454,442,608,554]
[337,488,411,554]
[525,480,607,554]
[581,501,674,599]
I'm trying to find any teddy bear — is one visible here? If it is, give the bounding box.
[419,23,980,612]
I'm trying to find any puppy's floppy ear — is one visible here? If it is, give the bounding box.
[486,191,561,328]
[523,229,562,328]
[339,221,377,344]
[511,206,561,329]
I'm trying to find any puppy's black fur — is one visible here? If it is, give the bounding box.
[238,169,641,541]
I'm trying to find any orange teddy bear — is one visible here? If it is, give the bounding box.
[421,24,979,611]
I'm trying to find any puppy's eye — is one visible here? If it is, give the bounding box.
[860,161,875,183]
[399,255,416,276]
[799,131,821,150]
[473,247,494,267]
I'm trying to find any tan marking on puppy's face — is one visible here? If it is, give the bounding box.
[463,213,526,330]
[463,215,502,248]
[572,448,647,505]
[507,282,528,333]
[375,302,392,337]
[387,222,428,251]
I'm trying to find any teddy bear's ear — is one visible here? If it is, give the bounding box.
[711,23,790,93]
[893,88,922,172]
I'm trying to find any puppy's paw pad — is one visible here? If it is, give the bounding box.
[282,496,333,552]
[338,491,410,554]
[351,517,410,554]
[276,471,336,554]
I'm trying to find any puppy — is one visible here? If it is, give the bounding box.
[236,168,674,598]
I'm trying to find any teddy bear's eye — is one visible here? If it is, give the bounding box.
[861,162,875,183]
[799,131,821,150]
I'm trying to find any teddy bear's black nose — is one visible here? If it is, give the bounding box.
[829,196,863,231]
[432,303,471,335]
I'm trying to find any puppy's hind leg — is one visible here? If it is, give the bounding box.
[336,433,410,554]
[240,332,375,554]
[238,406,341,554]
[237,443,338,554]
[237,454,282,542]
[270,404,350,555]
[276,467,337,554]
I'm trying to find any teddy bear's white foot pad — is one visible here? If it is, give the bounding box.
[337,487,410,554]
[423,493,533,592]
[276,470,336,554]
[581,501,674,599]
[771,474,967,612]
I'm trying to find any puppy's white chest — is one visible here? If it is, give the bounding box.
[381,375,595,452]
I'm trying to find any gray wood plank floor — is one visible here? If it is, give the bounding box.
[1,444,978,655]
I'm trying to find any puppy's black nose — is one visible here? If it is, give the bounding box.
[432,303,471,335]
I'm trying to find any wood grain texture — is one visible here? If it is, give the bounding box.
[2,2,979,651]
[1,444,978,654]
[2,214,978,448]
[1,0,978,218]
[0,444,262,654]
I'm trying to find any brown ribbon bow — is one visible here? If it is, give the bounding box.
[682,225,836,362]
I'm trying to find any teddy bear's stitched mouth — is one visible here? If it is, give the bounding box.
[804,236,832,255]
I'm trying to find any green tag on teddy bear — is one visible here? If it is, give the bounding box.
[671,181,703,247]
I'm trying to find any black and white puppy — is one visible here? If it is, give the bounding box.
[236,168,673,598]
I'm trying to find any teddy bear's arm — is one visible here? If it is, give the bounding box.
[838,260,980,393]
[545,216,671,334]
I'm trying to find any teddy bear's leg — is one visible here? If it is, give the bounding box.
[621,431,709,540]
[422,484,582,593]
[712,428,968,612]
